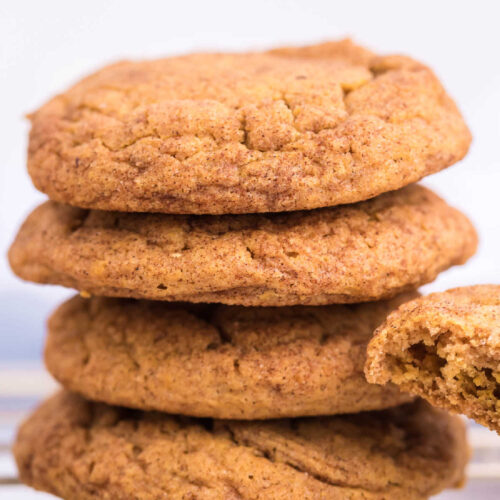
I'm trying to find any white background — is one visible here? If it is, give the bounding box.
[0,3,500,499]
[1,0,499,359]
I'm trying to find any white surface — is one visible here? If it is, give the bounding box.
[3,484,499,500]
[0,365,58,398]
[0,485,55,499]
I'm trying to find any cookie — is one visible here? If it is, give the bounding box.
[28,39,470,214]
[8,185,477,306]
[45,294,415,419]
[14,392,467,500]
[365,285,500,433]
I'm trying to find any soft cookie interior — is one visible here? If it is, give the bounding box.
[367,322,500,432]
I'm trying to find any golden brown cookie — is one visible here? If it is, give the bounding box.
[28,40,470,214]
[14,392,467,500]
[8,185,477,306]
[45,294,415,419]
[365,285,500,434]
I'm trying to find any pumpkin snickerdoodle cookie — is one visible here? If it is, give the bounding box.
[9,185,477,306]
[365,285,500,434]
[14,392,467,500]
[45,293,414,419]
[28,39,470,214]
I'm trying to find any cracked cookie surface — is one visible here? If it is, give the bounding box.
[28,39,470,214]
[45,294,414,419]
[8,185,477,306]
[365,285,500,434]
[14,391,467,500]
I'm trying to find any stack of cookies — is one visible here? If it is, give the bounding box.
[9,40,478,499]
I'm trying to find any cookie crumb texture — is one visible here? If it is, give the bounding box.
[28,40,470,214]
[45,294,414,419]
[365,285,500,434]
[8,185,477,306]
[14,392,467,500]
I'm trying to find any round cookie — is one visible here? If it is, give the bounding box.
[8,185,478,306]
[27,39,470,214]
[14,392,467,500]
[45,294,415,419]
[365,285,500,434]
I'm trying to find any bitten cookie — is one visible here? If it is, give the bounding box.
[365,285,500,434]
[45,294,414,419]
[14,392,468,500]
[9,185,477,306]
[28,39,470,214]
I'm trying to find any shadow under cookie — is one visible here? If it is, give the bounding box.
[9,185,477,306]
[14,392,468,500]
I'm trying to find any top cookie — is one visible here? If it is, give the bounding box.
[365,285,500,434]
[28,40,470,214]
